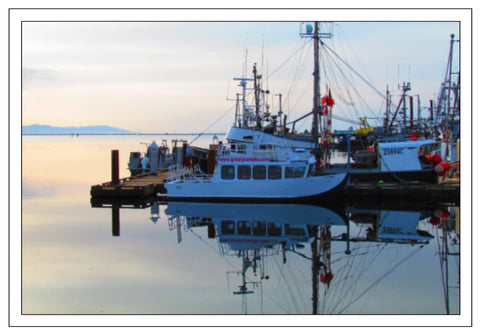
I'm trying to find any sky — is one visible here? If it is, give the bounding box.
[19,10,464,134]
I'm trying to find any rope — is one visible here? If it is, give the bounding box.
[188,105,234,145]
[321,41,386,99]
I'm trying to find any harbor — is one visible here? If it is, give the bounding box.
[20,18,467,321]
[91,24,460,205]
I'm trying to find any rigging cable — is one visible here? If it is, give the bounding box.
[321,41,386,99]
[265,38,311,80]
[271,256,301,313]
[337,244,423,314]
[435,226,450,314]
[188,105,235,145]
[322,44,382,123]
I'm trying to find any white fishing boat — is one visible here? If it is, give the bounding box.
[164,141,347,202]
[222,23,452,185]
[325,138,441,183]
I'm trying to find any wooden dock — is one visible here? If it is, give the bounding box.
[90,171,168,198]
[339,180,460,203]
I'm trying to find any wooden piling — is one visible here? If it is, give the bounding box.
[111,149,120,185]
[112,204,120,236]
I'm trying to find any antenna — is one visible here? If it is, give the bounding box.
[300,21,334,39]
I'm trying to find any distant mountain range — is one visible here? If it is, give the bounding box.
[22,124,132,134]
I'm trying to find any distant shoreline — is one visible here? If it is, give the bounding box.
[21,132,226,136]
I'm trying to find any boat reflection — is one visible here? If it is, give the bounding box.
[164,201,459,314]
[92,198,459,314]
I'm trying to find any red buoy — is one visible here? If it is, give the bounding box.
[431,154,442,164]
[434,164,446,176]
[434,206,451,219]
[441,162,451,171]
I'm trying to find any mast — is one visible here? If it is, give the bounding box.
[384,86,390,134]
[311,225,320,314]
[312,22,320,150]
[253,64,262,129]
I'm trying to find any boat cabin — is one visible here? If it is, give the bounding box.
[352,139,437,172]
[214,142,316,181]
[378,140,437,172]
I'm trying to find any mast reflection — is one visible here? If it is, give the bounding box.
[164,200,459,315]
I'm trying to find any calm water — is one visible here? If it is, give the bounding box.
[20,135,461,321]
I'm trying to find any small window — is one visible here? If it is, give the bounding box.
[237,165,251,180]
[221,165,235,179]
[253,165,266,180]
[268,222,282,236]
[238,144,247,154]
[253,221,267,236]
[237,221,251,235]
[285,224,306,236]
[285,166,306,178]
[221,220,235,234]
[268,165,282,179]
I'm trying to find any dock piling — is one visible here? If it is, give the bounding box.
[112,204,120,236]
[111,149,120,185]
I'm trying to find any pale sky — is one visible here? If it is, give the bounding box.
[20,10,463,133]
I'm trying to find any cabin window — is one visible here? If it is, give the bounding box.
[221,220,235,234]
[253,221,267,236]
[221,165,235,180]
[237,165,251,180]
[238,144,247,154]
[268,222,282,236]
[285,166,307,178]
[237,221,251,235]
[268,165,282,179]
[259,144,274,150]
[285,224,306,236]
[253,165,266,179]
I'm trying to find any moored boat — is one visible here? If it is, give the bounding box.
[325,139,441,183]
[164,141,347,202]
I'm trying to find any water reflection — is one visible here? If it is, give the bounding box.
[92,198,460,314]
[164,200,459,315]
[91,196,156,236]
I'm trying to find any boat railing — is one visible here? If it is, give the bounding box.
[167,164,213,183]
[218,144,291,161]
